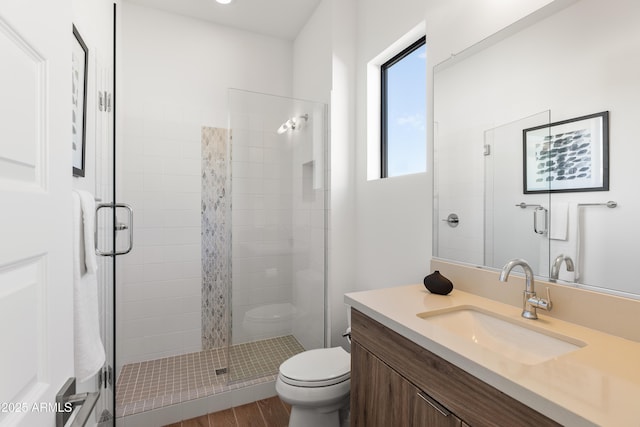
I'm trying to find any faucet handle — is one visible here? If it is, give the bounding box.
[544,287,552,311]
[527,287,553,312]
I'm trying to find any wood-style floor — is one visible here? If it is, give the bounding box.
[164,396,290,427]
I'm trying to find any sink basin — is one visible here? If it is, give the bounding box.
[417,306,586,365]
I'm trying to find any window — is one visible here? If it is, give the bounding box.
[381,37,426,178]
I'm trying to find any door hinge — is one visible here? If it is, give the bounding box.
[98,365,113,389]
[484,144,491,156]
[98,91,112,113]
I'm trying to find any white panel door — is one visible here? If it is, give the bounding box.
[0,0,74,425]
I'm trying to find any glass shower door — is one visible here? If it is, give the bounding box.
[94,60,116,426]
[224,89,328,385]
[484,110,552,276]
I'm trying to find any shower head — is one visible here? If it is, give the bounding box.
[276,119,294,135]
[277,114,308,134]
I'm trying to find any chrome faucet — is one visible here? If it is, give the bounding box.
[499,258,552,320]
[550,254,575,281]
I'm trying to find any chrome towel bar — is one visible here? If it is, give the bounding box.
[515,202,543,209]
[517,201,617,209]
[578,201,617,208]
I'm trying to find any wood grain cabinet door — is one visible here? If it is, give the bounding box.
[351,341,462,427]
[351,341,413,426]
[413,390,462,427]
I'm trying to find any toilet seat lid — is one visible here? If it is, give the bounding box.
[279,347,350,387]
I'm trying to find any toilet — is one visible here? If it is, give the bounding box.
[276,346,351,427]
[242,303,298,337]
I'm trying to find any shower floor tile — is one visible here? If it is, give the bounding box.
[115,335,305,418]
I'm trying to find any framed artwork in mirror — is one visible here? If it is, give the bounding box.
[523,111,609,193]
[72,24,88,177]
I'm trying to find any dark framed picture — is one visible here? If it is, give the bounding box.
[72,24,88,177]
[523,111,609,193]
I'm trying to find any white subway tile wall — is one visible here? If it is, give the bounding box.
[119,89,327,386]
[120,117,204,365]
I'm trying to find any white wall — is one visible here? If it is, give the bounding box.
[72,0,114,196]
[352,0,560,293]
[293,1,331,104]
[327,0,357,348]
[354,0,431,292]
[292,0,357,348]
[118,2,292,365]
[290,0,563,347]
[291,0,332,350]
[115,0,583,364]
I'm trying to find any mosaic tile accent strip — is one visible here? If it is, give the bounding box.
[115,335,304,418]
[201,127,230,350]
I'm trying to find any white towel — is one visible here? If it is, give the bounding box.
[549,202,569,241]
[77,191,98,274]
[72,191,105,382]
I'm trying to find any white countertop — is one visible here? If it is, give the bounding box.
[345,284,640,427]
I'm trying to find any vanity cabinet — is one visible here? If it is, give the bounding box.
[351,341,462,426]
[350,309,560,427]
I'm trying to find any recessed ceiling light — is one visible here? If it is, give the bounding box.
[216,0,233,4]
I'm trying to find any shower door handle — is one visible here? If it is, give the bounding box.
[95,203,134,256]
[533,206,548,235]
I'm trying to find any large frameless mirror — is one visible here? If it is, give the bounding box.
[433,0,640,298]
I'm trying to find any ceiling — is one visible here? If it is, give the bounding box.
[124,0,322,40]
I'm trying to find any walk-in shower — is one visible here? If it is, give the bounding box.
[115,89,327,424]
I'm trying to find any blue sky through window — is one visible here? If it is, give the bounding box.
[386,43,426,177]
